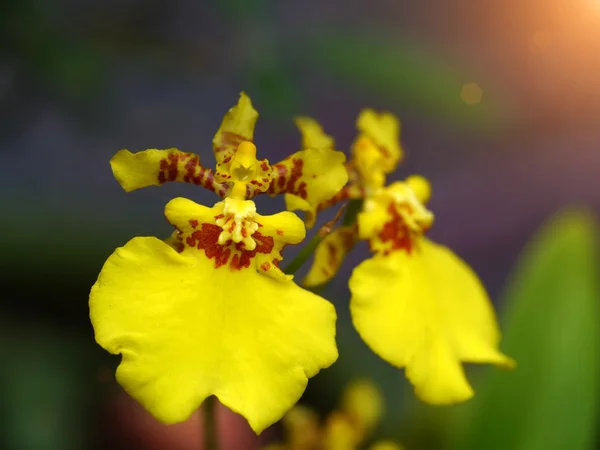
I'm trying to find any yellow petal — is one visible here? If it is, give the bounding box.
[349,238,514,405]
[284,194,317,228]
[90,235,338,434]
[323,411,361,450]
[110,148,226,195]
[355,109,402,172]
[213,92,259,165]
[295,116,335,150]
[304,225,357,287]
[165,197,306,280]
[282,405,320,450]
[261,445,288,450]
[368,441,404,450]
[341,379,383,432]
[270,149,348,220]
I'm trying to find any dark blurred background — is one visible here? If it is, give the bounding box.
[1,0,600,449]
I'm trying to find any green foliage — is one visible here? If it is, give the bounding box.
[453,210,600,450]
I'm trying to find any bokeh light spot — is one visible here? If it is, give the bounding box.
[461,82,483,105]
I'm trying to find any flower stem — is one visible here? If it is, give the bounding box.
[284,199,363,276]
[203,396,218,450]
[284,231,323,275]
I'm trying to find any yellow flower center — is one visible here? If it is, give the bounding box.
[215,197,260,250]
[230,141,258,182]
[383,177,434,234]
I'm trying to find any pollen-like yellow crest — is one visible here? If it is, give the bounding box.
[215,198,259,250]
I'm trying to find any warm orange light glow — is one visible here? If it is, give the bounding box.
[529,30,553,54]
[461,83,483,105]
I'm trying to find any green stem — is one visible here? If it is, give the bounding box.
[342,199,363,226]
[284,231,323,275]
[203,397,218,450]
[284,199,364,276]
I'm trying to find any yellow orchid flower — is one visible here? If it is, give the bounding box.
[89,93,347,434]
[298,110,514,405]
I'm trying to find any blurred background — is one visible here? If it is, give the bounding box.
[1,0,600,449]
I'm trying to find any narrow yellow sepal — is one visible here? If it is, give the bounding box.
[295,116,335,150]
[304,225,357,287]
[355,109,403,172]
[212,92,259,164]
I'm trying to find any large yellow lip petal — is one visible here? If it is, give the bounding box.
[349,238,514,405]
[90,236,338,434]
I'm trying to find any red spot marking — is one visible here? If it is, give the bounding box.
[276,164,288,189]
[377,204,413,254]
[260,262,271,271]
[250,180,260,186]
[223,155,232,164]
[215,214,224,219]
[186,224,232,268]
[327,242,338,267]
[158,152,181,184]
[189,219,199,229]
[262,178,269,183]
[285,158,304,194]
[184,223,275,271]
[241,227,248,238]
[183,155,199,183]
[261,161,269,171]
[167,153,178,181]
[378,144,391,158]
[276,229,284,236]
[297,181,308,200]
[216,132,248,153]
[341,229,356,251]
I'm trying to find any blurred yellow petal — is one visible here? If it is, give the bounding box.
[269,149,348,211]
[304,225,358,287]
[295,116,335,150]
[323,411,361,450]
[90,199,338,434]
[368,441,404,450]
[261,445,288,450]
[355,109,402,172]
[110,148,226,196]
[213,92,259,164]
[282,405,320,450]
[341,379,383,432]
[358,181,434,254]
[349,238,514,405]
